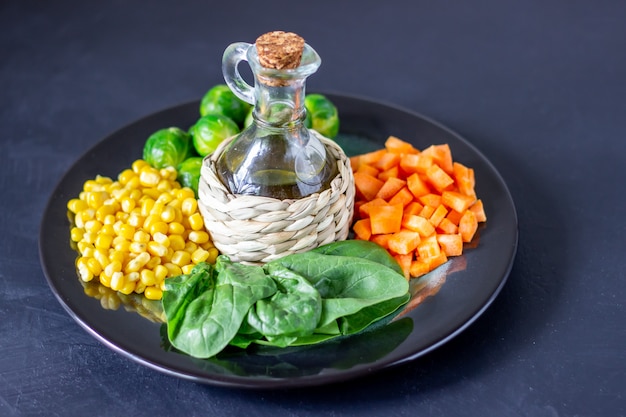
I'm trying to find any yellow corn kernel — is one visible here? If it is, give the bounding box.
[181,264,194,274]
[128,188,142,202]
[94,233,113,251]
[152,232,170,247]
[95,204,116,222]
[94,248,110,269]
[154,265,168,282]
[99,272,112,287]
[77,264,94,282]
[139,167,160,187]
[104,260,122,277]
[140,198,155,217]
[140,269,157,286]
[146,255,161,269]
[156,192,173,205]
[149,221,169,236]
[144,286,163,300]
[95,175,113,185]
[188,230,209,244]
[188,212,204,231]
[117,223,135,240]
[87,191,109,209]
[127,212,144,228]
[166,198,182,210]
[110,272,125,291]
[102,214,116,225]
[109,250,126,265]
[126,271,140,282]
[168,234,186,251]
[124,252,150,273]
[160,206,177,223]
[84,219,103,234]
[147,241,168,257]
[83,180,103,192]
[133,230,150,244]
[171,250,191,267]
[206,248,219,264]
[164,262,182,277]
[126,175,141,190]
[115,211,130,222]
[143,214,161,231]
[113,239,130,253]
[156,179,173,192]
[159,166,177,181]
[77,241,94,255]
[134,281,146,294]
[132,159,149,174]
[181,198,198,217]
[70,227,84,242]
[82,231,97,244]
[118,168,135,185]
[120,197,136,213]
[68,198,89,214]
[168,222,185,235]
[129,241,147,254]
[119,279,136,295]
[176,188,195,201]
[191,248,209,264]
[184,241,198,254]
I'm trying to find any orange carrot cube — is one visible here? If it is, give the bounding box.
[388,187,414,207]
[441,191,475,213]
[385,136,418,154]
[436,233,463,256]
[437,217,458,234]
[402,214,436,237]
[358,198,388,219]
[375,177,407,201]
[407,173,430,198]
[425,164,455,192]
[429,204,448,227]
[369,203,403,235]
[469,199,487,222]
[353,219,372,241]
[388,230,421,255]
[354,172,385,201]
[459,210,478,242]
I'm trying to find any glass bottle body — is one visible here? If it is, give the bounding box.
[216,41,337,199]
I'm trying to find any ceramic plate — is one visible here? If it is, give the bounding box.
[39,93,518,389]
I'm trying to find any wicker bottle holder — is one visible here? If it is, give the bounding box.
[197,132,355,264]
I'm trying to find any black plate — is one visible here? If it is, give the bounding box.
[39,93,518,389]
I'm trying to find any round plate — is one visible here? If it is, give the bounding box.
[39,93,518,389]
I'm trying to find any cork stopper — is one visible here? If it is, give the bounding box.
[255,31,305,70]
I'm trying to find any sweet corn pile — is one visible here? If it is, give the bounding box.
[67,159,218,300]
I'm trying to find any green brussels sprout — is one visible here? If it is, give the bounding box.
[177,157,203,197]
[304,94,339,138]
[143,127,194,169]
[199,84,251,126]
[190,113,240,157]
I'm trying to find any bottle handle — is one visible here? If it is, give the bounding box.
[222,42,255,105]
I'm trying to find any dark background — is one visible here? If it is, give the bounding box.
[2,1,624,416]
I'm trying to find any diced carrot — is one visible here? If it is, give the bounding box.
[409,260,430,278]
[393,253,413,279]
[370,203,403,235]
[388,187,414,207]
[416,235,441,260]
[426,250,448,270]
[436,233,463,256]
[354,172,385,201]
[419,204,435,219]
[425,164,455,192]
[402,214,436,237]
[404,201,424,216]
[353,219,372,241]
[414,153,434,174]
[350,156,361,171]
[376,177,407,200]
[399,153,421,175]
[469,199,487,222]
[437,217,458,234]
[418,193,442,208]
[429,204,448,227]
[453,162,476,198]
[459,210,478,242]
[357,163,380,177]
[385,136,418,154]
[358,149,388,166]
[441,191,475,213]
[378,166,399,181]
[406,173,430,198]
[423,144,453,174]
[374,152,401,171]
[371,233,391,249]
[388,230,421,255]
[446,209,463,226]
[358,198,388,219]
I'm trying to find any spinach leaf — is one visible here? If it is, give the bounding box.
[162,257,277,358]
[311,240,404,276]
[248,264,322,337]
[266,252,409,329]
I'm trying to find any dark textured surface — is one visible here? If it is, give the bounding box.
[2,1,624,416]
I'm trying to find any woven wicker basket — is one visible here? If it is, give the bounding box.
[197,133,355,264]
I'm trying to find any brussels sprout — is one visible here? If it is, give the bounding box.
[200,84,252,126]
[304,94,339,139]
[177,157,203,197]
[190,113,240,156]
[143,127,194,169]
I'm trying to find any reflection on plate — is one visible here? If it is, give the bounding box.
[39,93,518,389]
